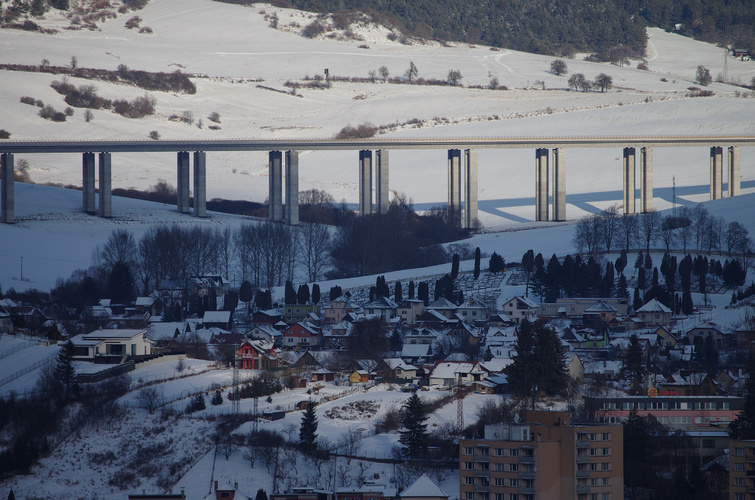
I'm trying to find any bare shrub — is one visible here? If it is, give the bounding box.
[180,111,193,124]
[302,20,325,38]
[139,26,153,34]
[20,96,36,105]
[36,99,44,107]
[125,16,141,28]
[84,109,94,122]
[148,130,160,140]
[637,62,648,70]
[0,130,10,139]
[64,107,74,117]
[136,386,164,414]
[113,93,155,118]
[208,111,221,123]
[335,123,377,139]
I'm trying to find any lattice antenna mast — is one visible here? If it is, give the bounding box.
[672,176,676,216]
[457,374,464,437]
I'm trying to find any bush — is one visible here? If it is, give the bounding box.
[208,111,221,123]
[335,122,377,139]
[124,16,141,29]
[139,26,153,34]
[113,93,155,118]
[302,20,325,38]
[637,62,648,70]
[211,390,223,406]
[84,109,94,122]
[64,107,74,117]
[148,130,160,140]
[0,130,10,139]
[20,96,36,105]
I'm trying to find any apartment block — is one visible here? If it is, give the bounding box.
[460,411,623,500]
[730,440,755,500]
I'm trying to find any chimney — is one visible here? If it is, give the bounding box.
[235,482,239,490]
[215,481,219,491]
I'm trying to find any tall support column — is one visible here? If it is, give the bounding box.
[193,151,207,217]
[552,148,565,222]
[640,147,653,213]
[535,148,549,221]
[359,150,372,216]
[448,149,462,225]
[177,151,190,214]
[728,146,740,198]
[82,152,96,214]
[464,149,478,229]
[710,146,723,200]
[375,150,390,214]
[1,153,14,224]
[268,151,283,221]
[98,152,112,218]
[622,147,636,214]
[285,150,299,225]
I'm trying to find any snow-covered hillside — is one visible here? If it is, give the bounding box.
[1,0,754,291]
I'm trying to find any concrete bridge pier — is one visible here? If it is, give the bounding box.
[285,150,299,225]
[622,147,636,214]
[269,150,283,221]
[464,149,478,229]
[535,148,549,221]
[448,149,462,224]
[176,152,191,214]
[359,150,372,216]
[639,147,653,213]
[82,152,96,214]
[193,151,207,217]
[552,148,565,222]
[98,152,112,218]
[710,146,723,200]
[729,146,740,197]
[1,153,13,224]
[375,150,389,214]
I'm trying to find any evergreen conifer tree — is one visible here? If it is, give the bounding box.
[451,254,460,280]
[299,400,319,454]
[474,247,481,280]
[312,283,321,304]
[408,280,415,300]
[399,393,429,459]
[255,489,268,500]
[55,340,78,402]
[395,281,403,303]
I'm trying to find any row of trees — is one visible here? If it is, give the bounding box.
[573,205,752,263]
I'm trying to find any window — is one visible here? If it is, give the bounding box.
[465,477,475,485]
[494,478,505,487]
[495,448,504,456]
[602,447,610,456]
[509,463,519,472]
[479,447,490,456]
[735,477,745,487]
[465,493,475,500]
[464,447,474,455]
[601,478,612,486]
[735,462,745,471]
[494,463,505,471]
[735,448,745,456]
[464,462,475,470]
[495,495,505,500]
[601,494,611,500]
[509,479,519,487]
[601,462,611,471]
[601,433,610,441]
[509,449,519,457]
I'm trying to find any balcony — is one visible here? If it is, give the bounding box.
[474,485,490,493]
[576,470,590,478]
[475,455,491,462]
[474,470,490,478]
[519,471,537,479]
[519,487,536,494]
[576,455,590,464]
[576,486,591,494]
[576,441,590,448]
[518,456,536,464]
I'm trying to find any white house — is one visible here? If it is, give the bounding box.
[68,329,154,360]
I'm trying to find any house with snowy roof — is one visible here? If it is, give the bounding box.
[247,324,282,346]
[501,296,539,324]
[282,322,322,351]
[582,300,620,328]
[401,343,434,365]
[636,298,672,326]
[323,295,362,324]
[428,360,486,386]
[364,296,399,321]
[396,299,425,325]
[426,297,458,319]
[684,322,731,350]
[67,328,154,360]
[399,474,448,500]
[375,358,418,382]
[455,296,489,324]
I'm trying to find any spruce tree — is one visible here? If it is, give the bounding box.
[624,334,645,394]
[312,283,321,304]
[399,393,429,459]
[474,247,481,280]
[255,489,268,500]
[55,340,78,402]
[522,249,535,297]
[408,280,415,299]
[395,281,403,303]
[451,254,460,280]
[299,400,319,454]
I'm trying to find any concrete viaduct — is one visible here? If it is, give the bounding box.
[1,136,754,226]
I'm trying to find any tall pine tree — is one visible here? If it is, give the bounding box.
[299,399,319,454]
[399,393,429,459]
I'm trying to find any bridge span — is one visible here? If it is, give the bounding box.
[1,136,754,226]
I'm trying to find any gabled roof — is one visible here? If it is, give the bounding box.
[401,343,433,358]
[401,474,448,499]
[382,358,418,371]
[203,310,231,323]
[584,300,618,313]
[504,296,539,309]
[428,297,457,310]
[365,296,399,310]
[637,298,672,314]
[430,361,478,379]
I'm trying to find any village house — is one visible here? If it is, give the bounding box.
[203,310,232,330]
[67,328,154,361]
[428,361,486,386]
[375,358,418,383]
[396,299,425,326]
[455,296,489,324]
[282,322,322,351]
[501,296,539,324]
[582,300,620,329]
[246,324,282,346]
[364,296,399,321]
[323,296,361,324]
[426,297,457,319]
[684,322,731,350]
[284,303,321,324]
[636,298,672,326]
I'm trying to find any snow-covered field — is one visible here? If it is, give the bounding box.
[1,0,755,497]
